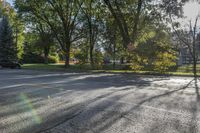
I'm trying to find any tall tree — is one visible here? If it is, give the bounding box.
[103,0,187,49]
[15,0,83,67]
[171,16,200,77]
[0,16,17,61]
[27,17,55,64]
[80,0,104,66]
[103,0,132,48]
[1,0,24,60]
[35,31,54,64]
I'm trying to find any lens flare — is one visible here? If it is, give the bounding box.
[19,93,42,124]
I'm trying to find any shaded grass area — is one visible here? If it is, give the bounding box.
[22,63,200,76]
[176,65,200,73]
[22,63,128,71]
[22,64,92,72]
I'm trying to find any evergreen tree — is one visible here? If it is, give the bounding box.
[0,16,17,61]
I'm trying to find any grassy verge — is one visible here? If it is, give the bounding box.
[22,63,199,77]
[94,70,197,77]
[22,63,92,72]
[22,64,64,70]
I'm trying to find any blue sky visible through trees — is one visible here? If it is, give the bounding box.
[6,0,13,6]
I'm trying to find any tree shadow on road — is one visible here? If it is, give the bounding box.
[188,78,200,133]
[70,78,200,133]
[2,73,200,133]
[133,78,195,109]
[130,78,200,133]
[40,78,200,133]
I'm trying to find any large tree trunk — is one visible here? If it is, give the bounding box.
[120,57,124,64]
[44,53,48,64]
[113,42,116,69]
[90,45,94,65]
[193,56,197,78]
[131,0,143,43]
[88,2,94,67]
[65,44,71,68]
[192,30,197,78]
[192,40,197,78]
[192,17,199,78]
[44,47,49,64]
[113,28,116,69]
[89,31,95,66]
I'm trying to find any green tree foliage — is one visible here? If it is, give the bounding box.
[0,1,24,59]
[34,32,55,64]
[0,17,17,61]
[22,52,58,64]
[129,27,177,72]
[153,52,177,73]
[22,32,58,64]
[73,49,88,64]
[13,0,196,71]
[93,50,104,69]
[80,0,104,66]
[15,2,56,64]
[15,0,83,67]
[103,0,189,49]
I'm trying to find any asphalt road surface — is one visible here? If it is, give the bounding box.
[0,69,200,133]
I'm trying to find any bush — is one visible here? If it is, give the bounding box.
[153,52,177,73]
[130,63,144,71]
[129,55,146,71]
[93,51,104,69]
[48,55,59,63]
[73,50,88,64]
[22,53,58,64]
[129,52,176,73]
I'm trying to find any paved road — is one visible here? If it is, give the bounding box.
[0,69,200,133]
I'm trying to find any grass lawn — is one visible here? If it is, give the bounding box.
[23,64,64,70]
[22,63,200,76]
[22,63,93,72]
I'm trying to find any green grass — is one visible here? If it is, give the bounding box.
[22,63,125,71]
[22,63,200,76]
[95,70,197,76]
[176,65,200,73]
[22,63,92,72]
[22,64,65,70]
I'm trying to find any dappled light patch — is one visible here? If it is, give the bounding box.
[19,93,42,124]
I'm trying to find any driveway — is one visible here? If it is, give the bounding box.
[0,69,200,133]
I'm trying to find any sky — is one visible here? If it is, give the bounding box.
[7,0,13,6]
[183,1,200,22]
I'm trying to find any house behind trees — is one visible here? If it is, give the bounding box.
[177,33,200,65]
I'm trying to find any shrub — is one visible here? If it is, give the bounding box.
[73,50,88,64]
[130,63,144,71]
[130,55,146,71]
[48,55,59,63]
[129,52,176,73]
[93,51,104,69]
[22,53,58,64]
[153,52,177,73]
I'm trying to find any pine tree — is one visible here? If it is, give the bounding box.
[0,16,17,61]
